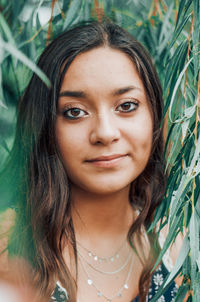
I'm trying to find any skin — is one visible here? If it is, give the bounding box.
[56,46,153,301]
[56,47,153,197]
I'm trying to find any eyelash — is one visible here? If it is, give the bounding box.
[62,107,87,119]
[62,101,138,120]
[116,101,138,113]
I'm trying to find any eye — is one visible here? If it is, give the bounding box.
[116,101,138,113]
[63,107,87,119]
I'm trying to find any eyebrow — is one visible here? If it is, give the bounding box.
[59,90,87,98]
[59,85,142,99]
[112,85,142,96]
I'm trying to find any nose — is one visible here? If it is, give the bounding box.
[89,112,120,145]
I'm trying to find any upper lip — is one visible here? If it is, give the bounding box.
[86,154,127,162]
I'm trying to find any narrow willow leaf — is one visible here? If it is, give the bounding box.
[175,0,192,28]
[165,234,190,286]
[0,137,10,154]
[0,13,16,45]
[62,0,70,12]
[189,210,200,300]
[163,121,176,158]
[164,69,186,118]
[193,0,200,79]
[169,58,193,122]
[159,3,173,45]
[148,201,166,232]
[197,254,200,271]
[0,97,6,108]
[169,13,192,49]
[164,40,188,88]
[63,0,82,30]
[0,67,7,108]
[175,283,190,302]
[12,0,26,24]
[169,179,189,226]
[153,214,182,270]
[171,103,196,124]
[182,119,190,143]
[166,125,181,170]
[0,38,51,88]
[184,105,196,119]
[188,132,200,176]
[194,157,200,175]
[194,280,200,302]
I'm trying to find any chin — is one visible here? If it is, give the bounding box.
[76,180,131,196]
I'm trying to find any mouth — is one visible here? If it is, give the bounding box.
[85,154,128,167]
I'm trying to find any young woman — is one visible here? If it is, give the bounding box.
[1,21,178,302]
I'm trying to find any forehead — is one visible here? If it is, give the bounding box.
[60,46,146,94]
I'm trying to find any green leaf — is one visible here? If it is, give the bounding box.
[0,136,10,154]
[175,283,190,302]
[197,251,200,271]
[165,234,190,286]
[0,67,7,108]
[153,214,182,271]
[188,132,200,176]
[168,176,190,225]
[189,210,199,273]
[169,58,193,123]
[163,41,188,117]
[0,12,16,45]
[175,0,192,28]
[193,0,200,80]
[169,13,192,49]
[158,3,174,50]
[0,38,51,88]
[181,119,190,143]
[63,0,82,30]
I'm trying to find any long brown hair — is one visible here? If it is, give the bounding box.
[2,21,165,301]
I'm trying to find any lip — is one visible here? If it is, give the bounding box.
[85,154,128,168]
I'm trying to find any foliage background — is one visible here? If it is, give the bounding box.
[0,0,199,301]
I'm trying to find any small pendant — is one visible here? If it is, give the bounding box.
[99,258,103,263]
[116,253,119,259]
[87,279,93,285]
[124,284,128,289]
[110,257,114,262]
[97,291,102,297]
[88,252,92,257]
[94,255,98,261]
[117,292,122,297]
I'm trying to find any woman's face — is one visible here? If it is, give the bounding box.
[56,47,153,195]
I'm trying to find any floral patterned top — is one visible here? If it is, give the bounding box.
[50,262,178,302]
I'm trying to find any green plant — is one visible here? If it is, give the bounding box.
[0,0,199,301]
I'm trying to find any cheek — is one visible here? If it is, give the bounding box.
[56,124,86,164]
[126,114,153,149]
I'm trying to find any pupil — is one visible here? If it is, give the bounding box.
[122,103,130,110]
[71,108,80,116]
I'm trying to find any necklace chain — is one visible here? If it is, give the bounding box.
[78,249,132,275]
[77,239,126,263]
[78,252,134,302]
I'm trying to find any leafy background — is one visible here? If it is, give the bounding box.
[0,0,199,301]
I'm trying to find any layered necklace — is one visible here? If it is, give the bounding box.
[77,239,125,263]
[77,240,134,302]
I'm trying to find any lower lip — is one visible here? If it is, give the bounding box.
[86,155,128,168]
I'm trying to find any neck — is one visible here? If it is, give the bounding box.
[70,185,135,246]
